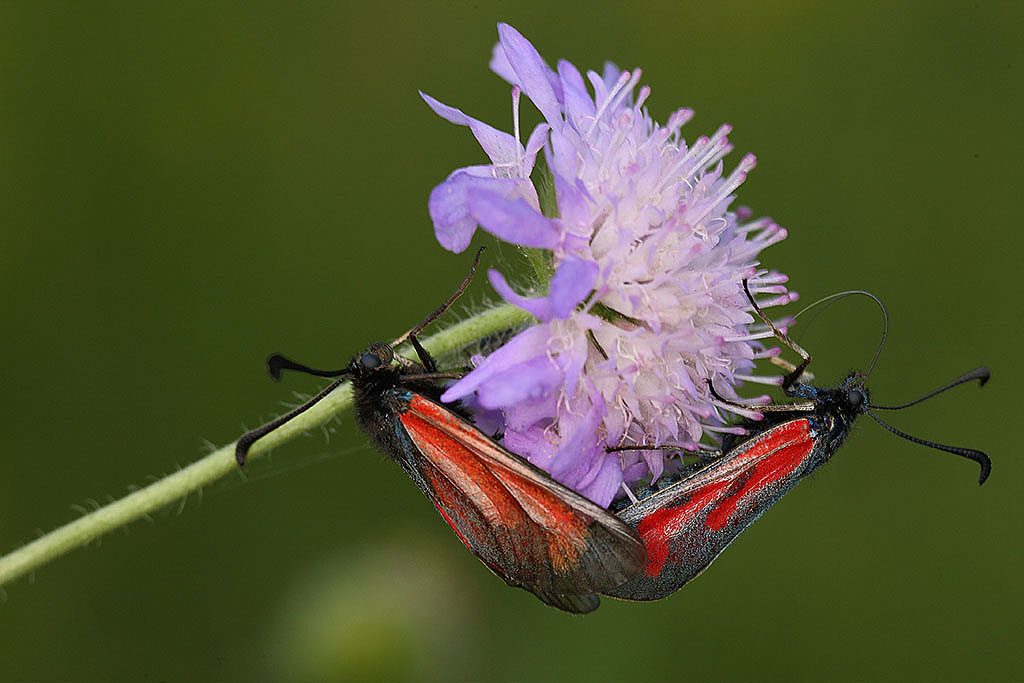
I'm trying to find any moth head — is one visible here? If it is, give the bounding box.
[355,343,395,373]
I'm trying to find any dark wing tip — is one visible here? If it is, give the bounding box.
[534,589,600,614]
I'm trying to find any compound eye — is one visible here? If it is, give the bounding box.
[359,352,383,370]
[847,389,865,408]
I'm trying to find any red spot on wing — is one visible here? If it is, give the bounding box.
[705,421,814,531]
[637,480,731,577]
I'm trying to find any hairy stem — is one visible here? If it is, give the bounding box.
[0,303,531,588]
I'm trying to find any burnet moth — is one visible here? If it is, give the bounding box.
[605,282,991,601]
[235,250,646,614]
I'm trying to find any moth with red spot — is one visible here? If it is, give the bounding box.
[235,250,646,614]
[605,283,991,601]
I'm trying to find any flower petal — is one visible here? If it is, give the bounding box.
[428,173,519,253]
[497,23,562,126]
[548,390,606,484]
[553,173,592,229]
[475,355,562,409]
[455,392,507,438]
[575,453,624,508]
[552,315,595,397]
[441,325,550,403]
[467,187,558,249]
[488,269,554,321]
[548,256,598,318]
[420,91,520,167]
[557,59,595,127]
[489,40,516,84]
[524,123,549,158]
[487,256,596,323]
[547,127,582,184]
[503,393,559,431]
[503,424,556,466]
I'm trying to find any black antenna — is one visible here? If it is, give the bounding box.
[870,366,989,411]
[792,290,889,379]
[865,411,991,485]
[237,249,485,465]
[236,377,346,466]
[391,246,485,347]
[267,353,350,381]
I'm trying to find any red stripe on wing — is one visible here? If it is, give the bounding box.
[720,419,811,470]
[705,436,814,532]
[637,480,731,576]
[403,406,585,561]
[634,419,814,575]
[398,394,644,598]
[401,408,533,521]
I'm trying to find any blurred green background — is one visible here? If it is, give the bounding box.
[1,2,1020,681]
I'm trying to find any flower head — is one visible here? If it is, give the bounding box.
[423,24,794,507]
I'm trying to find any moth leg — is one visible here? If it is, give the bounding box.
[743,278,811,393]
[397,371,466,382]
[606,444,691,454]
[694,449,723,463]
[768,356,815,384]
[395,335,465,377]
[409,334,438,373]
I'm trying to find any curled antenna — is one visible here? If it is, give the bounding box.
[236,355,355,465]
[267,353,350,381]
[237,250,485,466]
[792,290,889,380]
[865,411,991,485]
[870,366,990,410]
[236,377,346,466]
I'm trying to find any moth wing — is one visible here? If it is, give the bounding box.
[606,418,818,601]
[400,394,645,612]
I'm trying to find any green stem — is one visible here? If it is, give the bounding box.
[0,303,531,588]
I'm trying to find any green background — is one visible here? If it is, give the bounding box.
[1,2,1020,681]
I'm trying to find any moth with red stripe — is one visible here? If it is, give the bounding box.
[235,257,990,611]
[606,284,991,601]
[235,250,645,613]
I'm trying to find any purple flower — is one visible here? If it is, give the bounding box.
[423,23,794,507]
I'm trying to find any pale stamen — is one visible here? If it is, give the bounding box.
[724,329,778,343]
[619,482,640,504]
[734,373,785,386]
[512,85,522,170]
[587,69,634,138]
[710,399,764,421]
[703,424,749,436]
